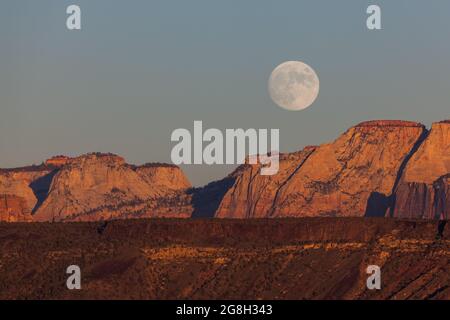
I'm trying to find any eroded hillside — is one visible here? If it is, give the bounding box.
[0,218,448,300]
[0,119,449,221]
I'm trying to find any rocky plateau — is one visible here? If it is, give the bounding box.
[0,119,448,222]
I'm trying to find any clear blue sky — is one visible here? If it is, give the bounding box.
[1,1,449,186]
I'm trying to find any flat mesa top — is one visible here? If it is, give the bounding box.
[355,120,424,128]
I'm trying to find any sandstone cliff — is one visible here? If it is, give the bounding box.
[1,119,448,222]
[215,120,428,218]
[392,121,450,219]
[0,154,191,222]
[0,194,32,222]
[45,155,70,167]
[0,165,55,221]
[32,153,191,222]
[133,163,191,193]
[215,147,316,218]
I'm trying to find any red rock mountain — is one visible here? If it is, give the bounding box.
[0,153,191,222]
[0,119,448,222]
[0,164,56,221]
[0,195,31,222]
[392,121,450,219]
[215,147,317,218]
[216,120,431,218]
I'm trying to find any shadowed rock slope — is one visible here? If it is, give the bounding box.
[0,164,57,221]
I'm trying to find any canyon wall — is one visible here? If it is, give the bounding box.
[215,120,430,218]
[392,121,450,219]
[215,147,316,218]
[0,165,56,221]
[0,154,192,222]
[0,119,448,222]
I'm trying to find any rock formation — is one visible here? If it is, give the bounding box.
[216,120,427,218]
[133,163,191,193]
[45,155,70,167]
[0,119,448,222]
[32,153,191,222]
[0,165,56,221]
[0,194,31,222]
[0,154,191,222]
[215,147,316,218]
[392,121,450,219]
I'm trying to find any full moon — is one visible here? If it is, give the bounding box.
[268,61,320,111]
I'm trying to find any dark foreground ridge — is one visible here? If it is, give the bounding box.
[0,218,448,299]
